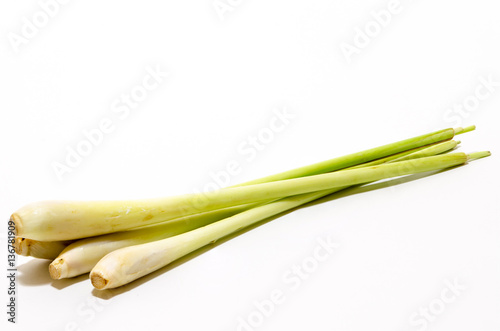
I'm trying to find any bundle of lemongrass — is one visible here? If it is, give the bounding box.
[11,126,490,290]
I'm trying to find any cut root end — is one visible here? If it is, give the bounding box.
[49,259,65,280]
[90,271,109,290]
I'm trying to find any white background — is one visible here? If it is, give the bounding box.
[1,1,499,330]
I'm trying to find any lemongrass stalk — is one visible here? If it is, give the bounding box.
[51,141,459,279]
[14,237,72,260]
[90,152,476,289]
[14,152,453,243]
[12,128,463,242]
